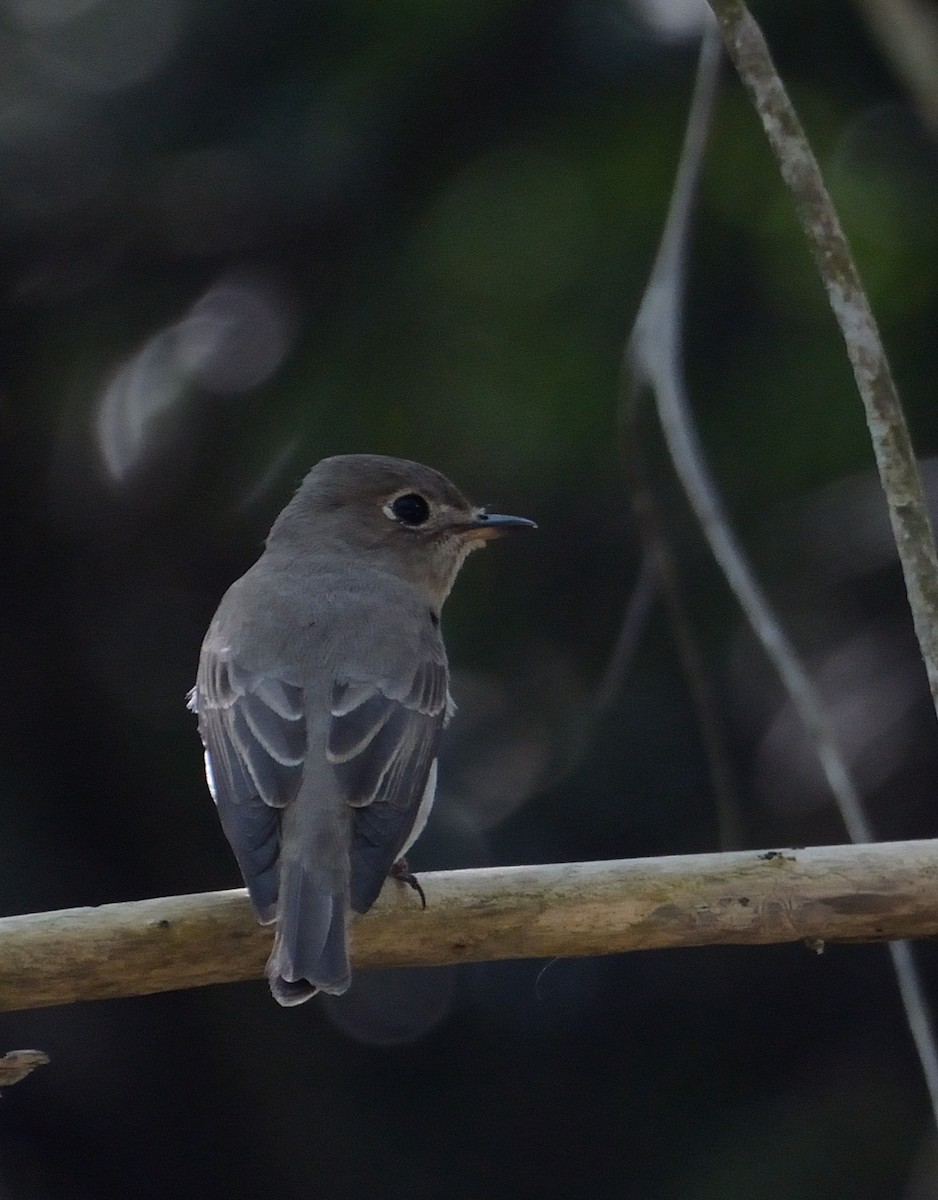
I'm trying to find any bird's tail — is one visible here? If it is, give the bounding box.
[266,858,351,1005]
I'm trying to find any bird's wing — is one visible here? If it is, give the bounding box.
[328,658,449,913]
[189,647,305,922]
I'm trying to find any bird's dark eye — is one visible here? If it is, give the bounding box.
[390,493,430,526]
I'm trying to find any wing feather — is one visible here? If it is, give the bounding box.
[329,659,448,914]
[193,627,448,920]
[191,648,305,921]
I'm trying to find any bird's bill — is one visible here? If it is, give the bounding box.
[461,511,538,541]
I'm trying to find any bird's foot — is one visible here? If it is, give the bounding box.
[390,859,426,909]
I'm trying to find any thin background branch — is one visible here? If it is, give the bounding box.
[619,25,744,851]
[707,0,938,1129]
[709,0,938,722]
[627,7,938,1128]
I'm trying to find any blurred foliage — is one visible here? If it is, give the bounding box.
[2,1,938,1198]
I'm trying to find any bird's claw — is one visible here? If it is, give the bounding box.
[390,859,426,909]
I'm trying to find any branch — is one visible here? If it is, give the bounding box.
[707,0,938,722]
[0,1049,49,1091]
[4,840,938,1012]
[621,25,746,853]
[703,0,938,1131]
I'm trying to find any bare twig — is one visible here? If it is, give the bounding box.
[708,0,938,721]
[3,841,938,1012]
[0,1049,49,1092]
[620,27,744,849]
[629,1,938,1128]
[622,426,745,848]
[708,0,938,1135]
[628,17,874,846]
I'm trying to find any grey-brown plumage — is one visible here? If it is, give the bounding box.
[189,454,534,1005]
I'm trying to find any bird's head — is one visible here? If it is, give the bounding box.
[268,454,536,609]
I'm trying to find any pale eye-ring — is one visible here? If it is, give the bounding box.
[385,492,430,526]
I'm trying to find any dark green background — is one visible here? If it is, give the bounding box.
[3,1,938,1197]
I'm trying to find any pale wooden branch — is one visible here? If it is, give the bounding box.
[3,840,938,1013]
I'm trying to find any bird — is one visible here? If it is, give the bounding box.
[188,454,535,1005]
